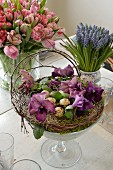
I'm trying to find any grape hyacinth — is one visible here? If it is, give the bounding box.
[76,23,113,50]
[62,23,113,72]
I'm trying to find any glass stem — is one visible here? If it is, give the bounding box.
[52,141,66,153]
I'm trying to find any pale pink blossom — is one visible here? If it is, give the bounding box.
[42,39,55,49]
[4,45,19,59]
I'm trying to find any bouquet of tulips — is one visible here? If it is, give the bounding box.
[0,0,64,59]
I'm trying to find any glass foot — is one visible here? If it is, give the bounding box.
[41,139,82,168]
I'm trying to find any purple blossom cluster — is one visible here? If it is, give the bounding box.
[76,23,113,50]
[19,65,104,122]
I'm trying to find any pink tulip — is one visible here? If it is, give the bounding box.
[24,14,34,24]
[15,19,23,26]
[7,30,22,45]
[22,9,31,18]
[30,1,40,14]
[20,23,30,34]
[47,22,58,30]
[4,45,19,59]
[44,27,54,39]
[31,24,44,41]
[57,28,65,37]
[42,39,55,49]
[46,11,56,20]
[14,10,23,21]
[4,8,13,21]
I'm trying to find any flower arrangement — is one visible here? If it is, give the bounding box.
[16,63,104,139]
[0,0,64,59]
[62,23,113,72]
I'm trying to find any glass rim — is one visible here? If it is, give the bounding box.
[96,77,113,82]
[0,132,14,152]
[10,159,41,170]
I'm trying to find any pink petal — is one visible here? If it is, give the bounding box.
[42,39,55,49]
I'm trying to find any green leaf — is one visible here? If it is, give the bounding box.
[3,0,8,8]
[25,26,32,43]
[15,0,22,10]
[40,0,47,8]
[42,85,52,92]
[51,91,63,101]
[33,125,44,139]
[65,110,73,119]
[15,26,20,34]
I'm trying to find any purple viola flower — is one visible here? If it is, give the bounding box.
[72,94,94,111]
[52,65,74,77]
[60,65,74,77]
[60,76,77,93]
[72,94,84,108]
[84,82,104,103]
[29,92,55,122]
[70,88,86,98]
[78,98,94,111]
[19,70,34,93]
[60,80,70,93]
[49,80,60,90]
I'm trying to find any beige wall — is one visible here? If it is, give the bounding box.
[46,0,113,36]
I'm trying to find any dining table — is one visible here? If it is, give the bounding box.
[0,41,113,170]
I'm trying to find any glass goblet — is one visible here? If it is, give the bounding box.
[9,159,41,170]
[94,77,113,106]
[41,124,99,169]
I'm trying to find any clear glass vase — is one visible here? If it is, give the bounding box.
[0,52,40,90]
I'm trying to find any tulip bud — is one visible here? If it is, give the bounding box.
[20,23,30,34]
[4,8,13,21]
[24,14,34,24]
[4,45,19,59]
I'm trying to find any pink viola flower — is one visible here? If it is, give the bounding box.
[7,30,22,45]
[19,70,34,93]
[42,39,55,49]
[29,92,55,122]
[4,45,19,59]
